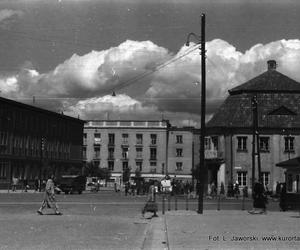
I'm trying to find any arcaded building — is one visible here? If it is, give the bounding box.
[206,60,300,192]
[0,96,84,188]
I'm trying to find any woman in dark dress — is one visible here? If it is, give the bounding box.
[249,182,267,214]
[279,183,287,211]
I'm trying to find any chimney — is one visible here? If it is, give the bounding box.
[267,60,276,71]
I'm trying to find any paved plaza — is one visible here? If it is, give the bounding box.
[0,191,299,250]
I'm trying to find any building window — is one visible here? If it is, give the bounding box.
[136,134,143,145]
[176,135,183,144]
[108,161,114,171]
[150,161,156,173]
[108,133,115,145]
[94,146,100,159]
[136,161,142,171]
[260,172,270,188]
[122,147,129,159]
[83,147,87,159]
[176,148,183,157]
[122,161,129,171]
[0,161,8,179]
[150,148,157,160]
[136,147,143,158]
[176,162,183,171]
[150,134,157,145]
[83,133,87,145]
[122,133,129,144]
[205,137,211,150]
[237,171,247,186]
[93,161,100,168]
[94,133,101,144]
[259,137,270,152]
[237,136,247,151]
[284,136,295,152]
[108,148,114,159]
[212,136,218,150]
[150,161,157,167]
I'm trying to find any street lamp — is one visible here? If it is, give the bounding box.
[186,13,206,214]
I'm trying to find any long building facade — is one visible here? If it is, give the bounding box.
[0,96,84,188]
[84,120,170,185]
[83,120,203,185]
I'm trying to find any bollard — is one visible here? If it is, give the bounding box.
[168,194,171,211]
[175,194,177,211]
[242,193,245,210]
[217,194,221,211]
[162,193,165,215]
[186,194,188,210]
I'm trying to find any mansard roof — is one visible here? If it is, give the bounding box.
[207,61,300,130]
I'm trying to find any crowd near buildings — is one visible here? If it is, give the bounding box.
[1,60,300,195]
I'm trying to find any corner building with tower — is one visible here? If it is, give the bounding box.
[206,60,300,193]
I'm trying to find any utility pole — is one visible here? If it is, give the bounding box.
[186,13,206,214]
[251,94,261,187]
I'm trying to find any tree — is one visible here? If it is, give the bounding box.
[98,167,111,186]
[83,161,99,177]
[83,162,111,183]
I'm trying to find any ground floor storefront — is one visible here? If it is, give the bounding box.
[0,158,82,190]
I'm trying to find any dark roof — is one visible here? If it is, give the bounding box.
[0,96,84,124]
[207,93,300,129]
[229,70,300,95]
[276,157,300,168]
[207,64,300,130]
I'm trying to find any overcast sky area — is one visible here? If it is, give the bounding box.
[1,0,300,127]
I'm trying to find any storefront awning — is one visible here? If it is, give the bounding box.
[276,157,300,169]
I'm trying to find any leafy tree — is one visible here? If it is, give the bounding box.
[83,161,111,182]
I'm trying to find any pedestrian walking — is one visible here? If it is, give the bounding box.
[23,178,28,192]
[34,177,39,192]
[234,181,240,199]
[12,176,18,192]
[37,174,62,215]
[142,180,158,218]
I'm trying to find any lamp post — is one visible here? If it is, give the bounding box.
[186,13,206,214]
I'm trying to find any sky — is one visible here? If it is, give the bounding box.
[1,0,300,127]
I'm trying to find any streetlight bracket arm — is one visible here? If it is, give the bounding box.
[186,32,201,46]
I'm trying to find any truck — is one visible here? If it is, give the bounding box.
[57,175,86,194]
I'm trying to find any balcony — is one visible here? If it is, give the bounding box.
[204,150,224,159]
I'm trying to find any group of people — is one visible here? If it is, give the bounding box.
[33,174,290,217]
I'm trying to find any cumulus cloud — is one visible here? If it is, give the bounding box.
[66,94,158,120]
[0,9,23,28]
[2,38,300,127]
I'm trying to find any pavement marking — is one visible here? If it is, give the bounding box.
[163,215,170,250]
